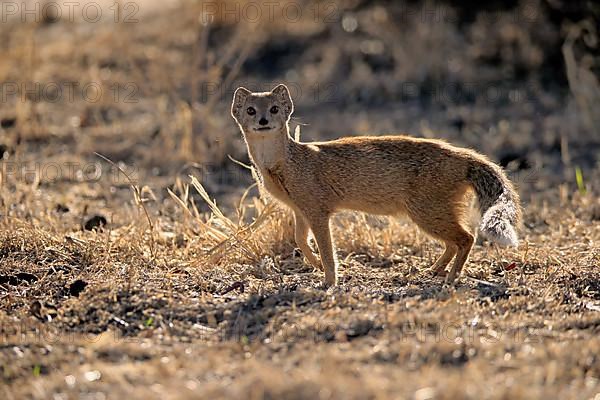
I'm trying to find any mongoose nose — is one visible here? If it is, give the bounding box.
[259,117,269,126]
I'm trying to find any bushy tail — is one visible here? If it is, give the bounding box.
[467,159,522,247]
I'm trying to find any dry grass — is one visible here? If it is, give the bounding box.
[1,172,600,399]
[1,0,600,399]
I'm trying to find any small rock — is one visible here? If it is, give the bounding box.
[69,279,88,297]
[55,204,70,213]
[84,215,107,231]
[0,144,10,157]
[0,272,38,286]
[0,118,16,129]
[30,301,58,322]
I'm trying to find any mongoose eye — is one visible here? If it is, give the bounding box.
[246,107,256,116]
[270,106,279,114]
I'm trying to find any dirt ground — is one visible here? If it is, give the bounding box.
[1,1,600,399]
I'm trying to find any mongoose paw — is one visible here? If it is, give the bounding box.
[295,249,323,271]
[318,277,338,289]
[307,255,323,271]
[443,274,458,285]
[433,269,448,278]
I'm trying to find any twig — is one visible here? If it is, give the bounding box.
[95,152,156,258]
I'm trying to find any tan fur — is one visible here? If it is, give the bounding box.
[231,84,522,286]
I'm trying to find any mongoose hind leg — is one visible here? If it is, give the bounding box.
[432,242,457,276]
[444,229,474,284]
[294,212,323,271]
[406,197,473,283]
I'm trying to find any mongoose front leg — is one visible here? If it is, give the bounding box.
[308,217,338,287]
[294,212,322,271]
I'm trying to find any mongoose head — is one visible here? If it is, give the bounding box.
[231,84,293,136]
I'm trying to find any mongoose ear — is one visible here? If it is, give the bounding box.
[231,87,251,122]
[272,84,294,119]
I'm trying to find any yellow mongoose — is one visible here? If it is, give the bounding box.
[231,84,521,286]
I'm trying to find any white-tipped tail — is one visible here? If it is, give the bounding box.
[467,162,521,248]
[479,192,519,247]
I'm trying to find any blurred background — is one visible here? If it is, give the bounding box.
[3,3,600,397]
[0,0,598,220]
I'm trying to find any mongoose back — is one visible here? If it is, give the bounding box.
[231,84,521,286]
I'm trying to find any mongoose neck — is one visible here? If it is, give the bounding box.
[244,126,291,169]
